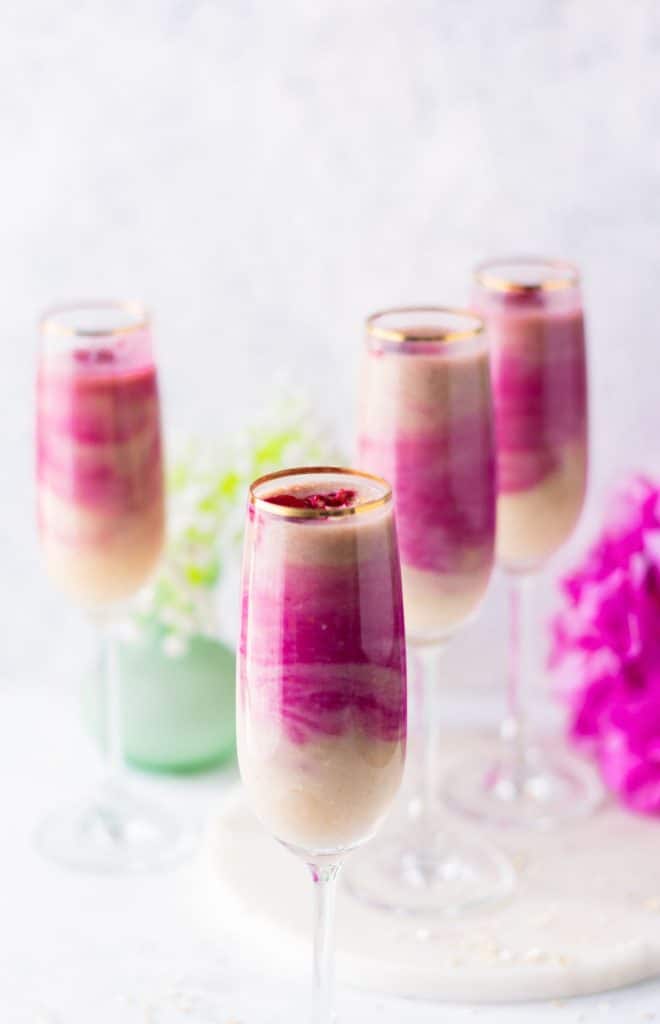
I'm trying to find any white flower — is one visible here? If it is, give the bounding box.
[131,391,341,643]
[163,633,189,658]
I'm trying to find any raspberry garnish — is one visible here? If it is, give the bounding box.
[266,488,357,510]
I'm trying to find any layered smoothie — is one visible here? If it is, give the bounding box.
[37,322,164,608]
[474,262,587,571]
[358,310,496,644]
[238,469,406,855]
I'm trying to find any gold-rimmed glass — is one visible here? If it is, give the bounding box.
[365,305,487,344]
[249,463,393,518]
[349,306,514,916]
[36,300,193,872]
[473,256,580,295]
[41,299,151,338]
[444,258,601,829]
[236,466,406,1023]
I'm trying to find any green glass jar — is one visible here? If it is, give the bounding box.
[83,623,236,774]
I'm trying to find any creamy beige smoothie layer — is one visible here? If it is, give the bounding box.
[238,669,405,853]
[40,490,164,606]
[496,441,586,570]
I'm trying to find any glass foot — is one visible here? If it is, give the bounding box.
[344,816,515,916]
[34,782,197,873]
[443,741,603,830]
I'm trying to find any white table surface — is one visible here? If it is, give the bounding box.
[3,678,660,1024]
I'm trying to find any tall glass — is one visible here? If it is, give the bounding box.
[36,301,189,871]
[445,258,601,828]
[349,307,514,915]
[239,467,406,1024]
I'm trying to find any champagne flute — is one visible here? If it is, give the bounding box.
[36,301,191,871]
[445,258,601,828]
[349,307,514,914]
[238,467,406,1023]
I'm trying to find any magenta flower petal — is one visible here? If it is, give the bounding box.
[550,475,660,816]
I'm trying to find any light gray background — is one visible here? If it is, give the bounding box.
[3,5,660,1021]
[3,0,660,689]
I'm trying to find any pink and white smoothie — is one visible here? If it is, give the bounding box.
[474,260,588,571]
[37,309,164,608]
[238,469,406,856]
[358,309,496,644]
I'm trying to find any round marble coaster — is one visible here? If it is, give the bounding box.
[202,746,660,1003]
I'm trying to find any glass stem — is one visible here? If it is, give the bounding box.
[100,618,123,786]
[308,861,342,1024]
[504,574,534,793]
[413,643,446,834]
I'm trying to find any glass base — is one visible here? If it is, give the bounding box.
[34,781,197,873]
[443,740,603,830]
[344,817,515,916]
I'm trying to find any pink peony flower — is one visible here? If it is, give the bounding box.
[550,475,660,815]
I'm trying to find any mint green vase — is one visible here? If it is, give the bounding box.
[83,625,236,774]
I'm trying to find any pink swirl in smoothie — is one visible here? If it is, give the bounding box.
[240,489,406,745]
[238,470,407,852]
[359,425,495,575]
[488,294,587,494]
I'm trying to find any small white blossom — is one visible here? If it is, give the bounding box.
[163,633,188,658]
[130,393,340,655]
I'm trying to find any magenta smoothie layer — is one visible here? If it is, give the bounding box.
[485,293,587,494]
[358,333,495,641]
[37,331,164,606]
[241,559,405,744]
[240,487,406,744]
[238,473,406,852]
[359,428,494,575]
[38,364,161,511]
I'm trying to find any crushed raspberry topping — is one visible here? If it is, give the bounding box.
[266,487,357,510]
